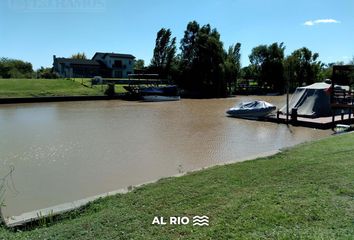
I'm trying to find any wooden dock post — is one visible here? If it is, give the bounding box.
[291,108,298,125]
[349,108,352,120]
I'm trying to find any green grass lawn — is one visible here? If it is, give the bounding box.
[91,83,128,94]
[0,79,103,98]
[1,134,353,239]
[72,78,128,94]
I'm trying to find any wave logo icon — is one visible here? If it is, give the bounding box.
[192,215,209,226]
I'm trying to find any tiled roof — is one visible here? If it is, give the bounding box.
[93,52,135,59]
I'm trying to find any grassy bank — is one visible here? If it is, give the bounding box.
[0,79,103,98]
[72,78,128,94]
[1,134,353,239]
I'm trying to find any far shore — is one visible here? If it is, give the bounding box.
[0,78,288,105]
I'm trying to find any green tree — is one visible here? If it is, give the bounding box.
[0,60,9,78]
[36,67,58,79]
[224,43,241,94]
[241,65,258,80]
[0,58,33,78]
[249,42,285,92]
[179,21,227,97]
[284,47,322,88]
[150,28,176,78]
[180,21,200,71]
[134,59,145,70]
[71,52,87,59]
[318,63,333,81]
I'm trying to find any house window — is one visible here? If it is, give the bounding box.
[129,60,132,65]
[113,60,122,68]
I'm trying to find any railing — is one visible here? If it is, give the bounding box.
[91,78,171,86]
[331,88,354,106]
[330,87,354,128]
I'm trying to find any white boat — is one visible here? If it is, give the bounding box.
[226,100,276,119]
[334,124,351,134]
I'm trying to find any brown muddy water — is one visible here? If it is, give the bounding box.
[0,96,331,217]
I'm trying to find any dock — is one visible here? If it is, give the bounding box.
[263,65,354,130]
[263,113,354,129]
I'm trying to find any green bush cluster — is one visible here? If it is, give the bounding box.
[0,58,33,79]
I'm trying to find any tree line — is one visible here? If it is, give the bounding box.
[0,58,34,79]
[0,58,59,79]
[0,53,88,79]
[143,21,353,97]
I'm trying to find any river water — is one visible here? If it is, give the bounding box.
[0,96,331,217]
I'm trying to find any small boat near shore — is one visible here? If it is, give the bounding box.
[226,100,276,119]
[334,124,352,134]
[124,85,180,102]
[142,95,180,102]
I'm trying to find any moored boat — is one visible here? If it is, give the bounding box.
[226,100,276,119]
[142,95,181,102]
[140,85,180,102]
[334,124,352,134]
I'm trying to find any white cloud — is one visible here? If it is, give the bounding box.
[304,21,314,26]
[304,18,340,26]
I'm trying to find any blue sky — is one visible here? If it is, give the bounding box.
[0,0,353,70]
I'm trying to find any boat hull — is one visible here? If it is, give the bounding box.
[226,101,276,119]
[142,95,181,102]
[226,108,275,118]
